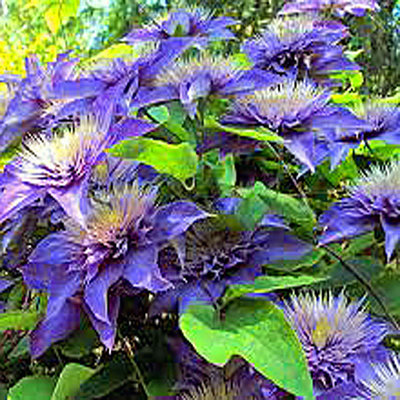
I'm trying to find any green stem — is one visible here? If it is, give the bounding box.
[123,337,151,399]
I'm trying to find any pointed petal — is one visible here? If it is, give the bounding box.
[48,179,89,227]
[381,216,400,261]
[84,294,120,351]
[0,179,43,224]
[84,263,123,324]
[108,118,157,145]
[148,201,209,244]
[284,131,317,172]
[123,246,172,292]
[30,299,81,359]
[249,229,312,265]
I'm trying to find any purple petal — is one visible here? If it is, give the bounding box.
[84,293,120,351]
[213,198,242,214]
[258,214,289,230]
[50,79,106,99]
[123,246,172,292]
[131,86,178,109]
[284,131,317,172]
[84,263,123,324]
[48,178,89,227]
[381,216,400,261]
[0,180,43,225]
[30,299,81,358]
[319,204,375,245]
[108,118,156,145]
[249,229,312,265]
[0,279,13,293]
[148,201,209,244]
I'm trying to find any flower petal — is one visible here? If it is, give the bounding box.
[84,294,120,352]
[84,263,123,324]
[381,216,400,261]
[148,201,209,244]
[30,299,81,359]
[123,246,172,293]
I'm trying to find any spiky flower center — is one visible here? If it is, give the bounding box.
[153,55,238,87]
[284,292,382,389]
[235,80,327,128]
[180,377,243,400]
[85,183,156,252]
[15,116,104,187]
[351,162,400,199]
[184,221,245,279]
[268,16,315,42]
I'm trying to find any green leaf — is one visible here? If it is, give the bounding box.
[238,181,315,235]
[51,364,94,400]
[223,275,327,304]
[215,154,236,196]
[0,310,39,330]
[59,319,100,358]
[204,117,283,143]
[107,138,198,186]
[180,299,314,399]
[147,105,170,124]
[8,376,56,400]
[44,0,80,34]
[73,353,137,400]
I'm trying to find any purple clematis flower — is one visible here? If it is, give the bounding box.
[319,162,400,260]
[152,198,311,313]
[221,79,366,171]
[243,16,356,86]
[124,9,237,53]
[279,0,380,18]
[22,182,208,358]
[356,353,400,399]
[331,101,400,167]
[168,336,289,399]
[283,291,389,398]
[132,55,279,118]
[0,113,156,227]
[0,53,106,151]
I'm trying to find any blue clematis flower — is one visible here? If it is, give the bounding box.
[22,181,208,358]
[152,198,311,314]
[243,15,356,86]
[0,53,106,151]
[0,113,156,227]
[221,79,366,171]
[124,9,237,53]
[331,101,400,167]
[283,291,390,399]
[279,0,380,18]
[132,54,279,118]
[319,162,400,260]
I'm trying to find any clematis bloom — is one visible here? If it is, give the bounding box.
[284,291,389,398]
[222,79,365,171]
[132,55,278,118]
[279,0,380,18]
[319,162,400,260]
[22,181,208,358]
[243,16,356,86]
[0,113,156,227]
